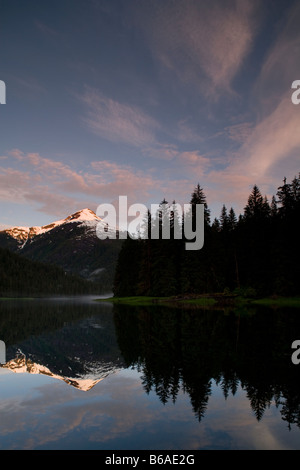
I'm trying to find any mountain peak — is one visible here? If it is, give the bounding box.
[65,208,100,222]
[0,208,103,243]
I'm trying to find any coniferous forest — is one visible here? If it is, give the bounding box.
[113,174,300,298]
[0,247,99,297]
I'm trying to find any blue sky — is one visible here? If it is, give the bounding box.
[0,0,299,228]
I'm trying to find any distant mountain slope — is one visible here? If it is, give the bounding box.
[0,208,123,292]
[0,247,98,296]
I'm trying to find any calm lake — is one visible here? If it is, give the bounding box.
[0,296,300,450]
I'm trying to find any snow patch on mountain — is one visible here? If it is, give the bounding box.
[1,208,114,245]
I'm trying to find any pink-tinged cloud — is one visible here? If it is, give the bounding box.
[1,150,163,216]
[143,145,211,175]
[24,190,82,217]
[212,3,300,195]
[224,122,254,144]
[0,167,40,203]
[204,96,300,215]
[201,3,300,213]
[176,119,205,144]
[143,144,179,161]
[9,149,88,189]
[8,149,25,160]
[80,87,158,146]
[88,160,158,200]
[204,170,261,214]
[232,99,300,180]
[253,2,300,115]
[1,146,208,220]
[132,0,260,97]
[0,161,82,218]
[177,151,210,168]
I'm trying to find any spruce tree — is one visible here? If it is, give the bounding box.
[228,207,237,231]
[190,183,210,226]
[270,195,278,218]
[244,185,265,220]
[220,205,229,232]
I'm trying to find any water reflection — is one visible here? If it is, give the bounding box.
[113,303,300,428]
[0,298,125,391]
[0,298,300,449]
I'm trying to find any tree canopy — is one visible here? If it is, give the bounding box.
[113,174,300,298]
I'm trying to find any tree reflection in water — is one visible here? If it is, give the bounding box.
[113,303,300,427]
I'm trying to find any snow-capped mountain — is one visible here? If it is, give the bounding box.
[0,208,123,291]
[2,208,111,246]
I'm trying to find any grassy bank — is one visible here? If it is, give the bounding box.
[97,295,223,307]
[97,294,300,308]
[250,297,300,308]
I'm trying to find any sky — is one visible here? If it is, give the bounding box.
[0,0,299,229]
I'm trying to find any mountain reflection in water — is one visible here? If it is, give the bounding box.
[1,298,300,430]
[0,298,124,391]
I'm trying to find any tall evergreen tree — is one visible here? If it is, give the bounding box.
[211,217,221,232]
[190,183,210,226]
[244,185,265,220]
[220,205,229,232]
[270,195,278,218]
[228,207,237,231]
[277,174,300,216]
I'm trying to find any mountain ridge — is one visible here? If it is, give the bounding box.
[1,208,110,245]
[0,208,123,293]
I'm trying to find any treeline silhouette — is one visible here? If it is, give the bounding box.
[0,247,99,296]
[114,174,300,298]
[113,303,300,426]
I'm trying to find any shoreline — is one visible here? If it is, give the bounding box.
[1,293,299,308]
[96,294,300,308]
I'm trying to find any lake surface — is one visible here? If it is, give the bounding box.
[0,296,300,450]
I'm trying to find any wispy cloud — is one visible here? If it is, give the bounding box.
[224,122,254,144]
[1,146,212,220]
[231,100,300,180]
[8,149,87,188]
[0,167,36,203]
[253,2,300,115]
[80,87,158,147]
[204,98,300,214]
[0,158,81,218]
[215,2,300,190]
[131,0,260,98]
[35,20,60,38]
[1,150,162,217]
[10,76,47,100]
[199,2,300,213]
